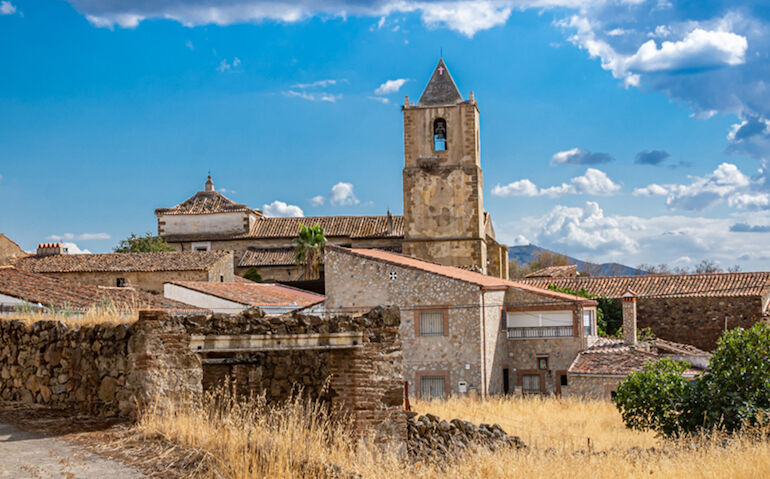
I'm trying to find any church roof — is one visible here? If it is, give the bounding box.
[155,176,259,216]
[417,59,464,107]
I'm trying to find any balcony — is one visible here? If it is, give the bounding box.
[507,326,574,339]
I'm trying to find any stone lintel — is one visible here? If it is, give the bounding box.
[189,332,365,353]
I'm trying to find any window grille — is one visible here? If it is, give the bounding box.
[420,375,446,399]
[522,374,541,394]
[419,310,445,336]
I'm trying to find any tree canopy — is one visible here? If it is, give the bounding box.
[113,233,175,253]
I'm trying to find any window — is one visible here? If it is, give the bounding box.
[538,357,549,370]
[419,310,445,336]
[500,309,507,331]
[191,241,211,252]
[389,271,398,281]
[433,118,447,151]
[583,309,595,337]
[420,375,446,399]
[116,278,126,287]
[560,375,569,387]
[522,374,541,394]
[220,275,224,282]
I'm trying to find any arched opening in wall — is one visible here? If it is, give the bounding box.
[433,118,447,151]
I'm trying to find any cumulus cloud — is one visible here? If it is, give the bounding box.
[61,242,92,254]
[624,29,747,73]
[634,150,670,166]
[0,1,15,15]
[493,168,620,198]
[284,78,344,102]
[551,147,613,166]
[47,233,111,241]
[283,90,341,102]
[329,182,359,206]
[729,223,770,233]
[217,57,241,72]
[374,78,408,95]
[310,195,325,206]
[262,200,304,217]
[633,184,668,196]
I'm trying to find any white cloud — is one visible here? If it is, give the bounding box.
[374,78,408,95]
[663,162,751,210]
[329,182,359,206]
[0,1,16,15]
[47,233,111,241]
[217,57,241,72]
[493,168,620,198]
[185,40,194,50]
[633,184,668,196]
[551,147,613,165]
[283,90,342,102]
[625,29,747,73]
[292,79,338,89]
[727,193,770,210]
[262,200,304,217]
[61,242,92,254]
[310,195,325,206]
[418,1,512,37]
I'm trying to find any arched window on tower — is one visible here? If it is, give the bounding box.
[433,118,447,151]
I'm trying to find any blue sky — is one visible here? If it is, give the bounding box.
[1,1,769,270]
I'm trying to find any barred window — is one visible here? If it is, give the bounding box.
[420,375,446,399]
[419,310,445,336]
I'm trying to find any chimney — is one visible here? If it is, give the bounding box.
[205,175,214,192]
[37,242,65,257]
[386,209,393,235]
[622,289,637,346]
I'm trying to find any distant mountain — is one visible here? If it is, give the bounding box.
[508,244,647,277]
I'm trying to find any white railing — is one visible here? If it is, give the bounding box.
[507,326,574,339]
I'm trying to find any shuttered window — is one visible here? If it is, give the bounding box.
[419,310,445,336]
[420,376,446,399]
[522,374,541,394]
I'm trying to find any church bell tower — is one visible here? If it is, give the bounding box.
[402,59,488,274]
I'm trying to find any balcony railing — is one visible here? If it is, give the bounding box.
[507,326,574,339]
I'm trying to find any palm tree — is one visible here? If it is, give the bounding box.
[293,223,327,279]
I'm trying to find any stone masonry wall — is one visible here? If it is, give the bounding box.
[636,296,764,351]
[563,375,623,400]
[40,270,212,294]
[0,320,134,416]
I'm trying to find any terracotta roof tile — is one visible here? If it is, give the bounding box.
[330,246,595,304]
[170,281,324,307]
[0,267,203,311]
[155,190,256,216]
[520,272,770,299]
[239,248,295,267]
[525,265,578,278]
[14,251,231,274]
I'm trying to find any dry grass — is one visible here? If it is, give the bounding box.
[1,303,138,327]
[136,392,770,479]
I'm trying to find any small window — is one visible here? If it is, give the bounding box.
[583,310,595,337]
[419,310,445,336]
[433,118,447,151]
[538,357,549,370]
[522,374,541,394]
[220,275,224,282]
[500,309,507,331]
[116,278,126,287]
[420,375,446,399]
[389,271,398,281]
[560,375,569,386]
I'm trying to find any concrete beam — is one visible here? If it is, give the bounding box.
[189,332,364,353]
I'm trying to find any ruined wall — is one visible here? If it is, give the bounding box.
[0,320,135,416]
[325,248,485,398]
[562,375,623,400]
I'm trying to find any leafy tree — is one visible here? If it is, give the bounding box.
[113,233,175,253]
[614,359,692,437]
[614,324,770,436]
[242,267,263,283]
[293,223,326,279]
[510,250,569,278]
[693,259,721,274]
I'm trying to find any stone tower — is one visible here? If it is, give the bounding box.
[402,59,488,274]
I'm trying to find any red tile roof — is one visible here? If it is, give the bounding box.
[162,215,404,242]
[239,248,296,267]
[329,246,595,304]
[568,337,709,376]
[14,251,231,274]
[520,272,770,299]
[155,189,256,216]
[170,281,324,307]
[525,265,578,278]
[0,266,203,311]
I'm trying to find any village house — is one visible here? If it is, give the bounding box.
[564,292,711,399]
[0,266,201,313]
[155,59,509,288]
[520,271,770,350]
[163,280,324,315]
[323,245,597,399]
[13,243,234,294]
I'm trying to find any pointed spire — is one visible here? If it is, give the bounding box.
[417,59,463,107]
[205,175,214,192]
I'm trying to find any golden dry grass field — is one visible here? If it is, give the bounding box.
[137,392,770,479]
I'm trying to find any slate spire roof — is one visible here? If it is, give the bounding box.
[417,59,464,107]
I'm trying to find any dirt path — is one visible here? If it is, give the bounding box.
[0,422,145,479]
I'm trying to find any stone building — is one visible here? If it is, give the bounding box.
[0,234,27,265]
[520,272,770,350]
[13,245,234,294]
[155,59,508,287]
[164,280,324,314]
[0,265,201,312]
[323,245,597,398]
